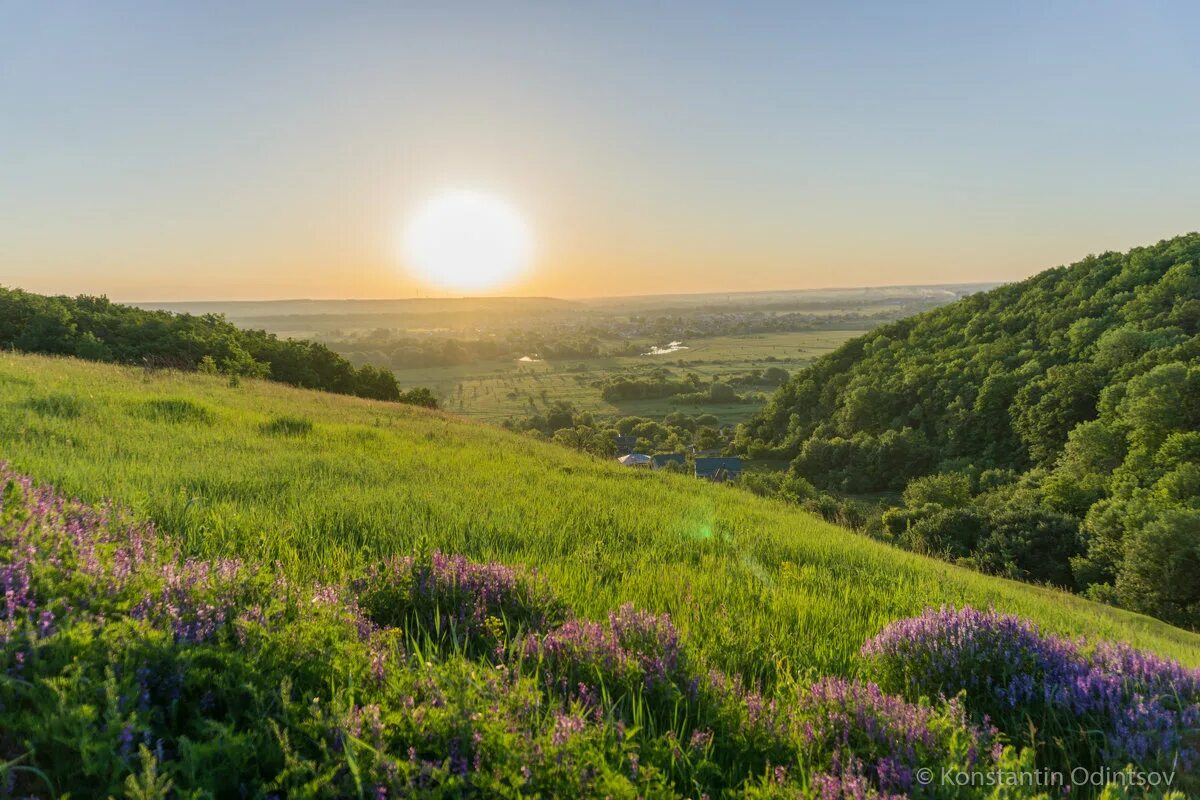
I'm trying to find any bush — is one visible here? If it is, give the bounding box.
[397,386,439,409]
[902,473,973,509]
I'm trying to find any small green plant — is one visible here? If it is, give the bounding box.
[260,414,313,436]
[197,354,219,375]
[140,398,214,425]
[124,746,174,800]
[26,392,85,418]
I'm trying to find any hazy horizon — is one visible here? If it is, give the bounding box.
[126,279,999,308]
[4,2,1198,300]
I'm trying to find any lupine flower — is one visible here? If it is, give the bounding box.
[524,603,692,713]
[795,677,991,793]
[552,711,587,746]
[6,458,1195,798]
[862,606,1200,768]
[810,753,908,800]
[355,551,565,659]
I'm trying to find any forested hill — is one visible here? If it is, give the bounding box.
[0,287,436,406]
[738,233,1200,627]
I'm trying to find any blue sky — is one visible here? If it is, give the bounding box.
[2,1,1198,299]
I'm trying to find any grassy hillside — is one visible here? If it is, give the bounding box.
[2,352,1196,682]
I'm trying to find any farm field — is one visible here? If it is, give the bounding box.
[410,330,865,423]
[143,286,981,425]
[2,352,1196,682]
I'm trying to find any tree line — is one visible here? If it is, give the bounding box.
[504,403,735,458]
[597,367,783,405]
[0,288,437,407]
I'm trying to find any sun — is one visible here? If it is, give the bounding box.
[401,190,533,291]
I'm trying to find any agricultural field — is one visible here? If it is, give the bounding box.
[407,330,863,424]
[143,286,986,426]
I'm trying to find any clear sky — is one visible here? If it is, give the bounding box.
[2,1,1198,300]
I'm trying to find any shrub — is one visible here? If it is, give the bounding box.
[902,473,973,509]
[397,386,439,409]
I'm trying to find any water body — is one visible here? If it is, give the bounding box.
[643,341,689,356]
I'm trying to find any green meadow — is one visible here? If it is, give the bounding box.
[2,351,1197,688]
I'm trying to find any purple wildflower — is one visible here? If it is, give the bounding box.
[863,606,1200,768]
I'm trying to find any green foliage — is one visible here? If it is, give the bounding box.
[791,427,935,492]
[124,747,174,800]
[3,467,1026,799]
[903,473,973,509]
[897,506,989,559]
[1,352,1195,693]
[599,369,704,402]
[741,233,1200,626]
[1011,363,1103,467]
[396,386,438,409]
[141,398,215,425]
[0,286,436,406]
[260,415,314,437]
[1113,509,1200,626]
[26,393,85,419]
[505,403,735,458]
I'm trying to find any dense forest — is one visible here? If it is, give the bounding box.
[0,288,437,406]
[738,233,1200,627]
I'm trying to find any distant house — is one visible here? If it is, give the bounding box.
[691,446,724,457]
[695,456,742,482]
[617,453,652,468]
[650,453,686,470]
[613,434,638,455]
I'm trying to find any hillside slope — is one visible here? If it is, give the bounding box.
[2,352,1197,680]
[0,287,435,405]
[739,233,1200,626]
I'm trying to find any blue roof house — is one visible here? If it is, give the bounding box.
[694,457,742,482]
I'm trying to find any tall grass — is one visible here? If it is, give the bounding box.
[1,352,1197,688]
